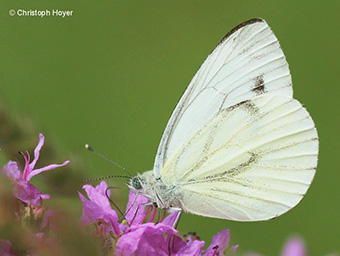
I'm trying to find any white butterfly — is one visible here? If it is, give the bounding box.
[128,18,318,223]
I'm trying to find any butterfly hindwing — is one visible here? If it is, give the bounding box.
[161,94,317,221]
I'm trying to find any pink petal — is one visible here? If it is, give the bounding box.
[96,180,111,198]
[171,235,187,254]
[79,184,120,236]
[115,225,147,256]
[3,161,21,181]
[104,214,120,237]
[281,236,306,256]
[125,190,148,225]
[40,193,50,200]
[12,180,48,207]
[82,182,112,212]
[41,209,55,230]
[27,160,69,181]
[115,223,177,256]
[78,192,102,224]
[175,239,205,256]
[22,151,31,180]
[231,244,239,255]
[205,229,230,255]
[28,133,45,171]
[162,211,180,227]
[0,239,16,256]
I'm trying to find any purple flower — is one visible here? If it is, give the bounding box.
[281,236,306,256]
[116,224,236,256]
[2,133,69,207]
[204,229,238,256]
[78,181,120,236]
[79,181,238,255]
[174,238,205,256]
[116,209,205,256]
[0,239,16,256]
[79,182,150,238]
[124,190,149,226]
[115,223,178,256]
[246,235,337,256]
[173,233,205,256]
[162,211,180,227]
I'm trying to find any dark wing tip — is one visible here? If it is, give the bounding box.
[220,18,265,44]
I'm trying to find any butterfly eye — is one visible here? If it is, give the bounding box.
[132,177,142,190]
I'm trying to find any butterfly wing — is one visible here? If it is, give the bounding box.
[161,94,318,221]
[153,18,293,177]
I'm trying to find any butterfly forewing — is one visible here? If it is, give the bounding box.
[153,18,293,176]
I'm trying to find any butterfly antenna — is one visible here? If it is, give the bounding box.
[82,174,131,183]
[85,144,132,176]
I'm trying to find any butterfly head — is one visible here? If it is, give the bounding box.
[128,171,183,210]
[131,176,142,190]
[128,171,167,207]
[127,172,153,194]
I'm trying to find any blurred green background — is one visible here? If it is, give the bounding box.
[0,0,339,255]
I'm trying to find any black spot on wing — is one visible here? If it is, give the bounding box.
[252,75,266,95]
[219,18,264,44]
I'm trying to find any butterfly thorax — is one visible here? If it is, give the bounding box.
[128,170,182,210]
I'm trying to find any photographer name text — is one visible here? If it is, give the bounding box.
[9,9,73,18]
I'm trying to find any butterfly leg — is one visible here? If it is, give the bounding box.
[166,208,183,255]
[169,207,182,229]
[105,186,125,216]
[120,200,154,224]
